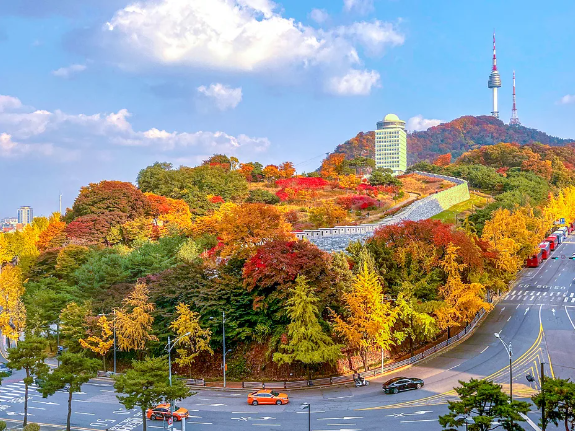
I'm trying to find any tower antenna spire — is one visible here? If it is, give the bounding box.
[510,70,521,125]
[488,31,502,119]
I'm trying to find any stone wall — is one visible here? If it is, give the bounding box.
[295,172,470,252]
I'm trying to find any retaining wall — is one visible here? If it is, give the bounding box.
[295,171,470,252]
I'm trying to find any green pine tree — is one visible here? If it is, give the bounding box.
[273,276,341,377]
[439,378,531,431]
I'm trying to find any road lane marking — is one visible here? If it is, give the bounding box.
[400,419,438,423]
[75,412,96,416]
[318,417,363,420]
[481,346,489,354]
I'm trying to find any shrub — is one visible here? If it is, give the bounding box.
[246,189,280,204]
[336,195,381,211]
[24,424,40,431]
[0,421,6,431]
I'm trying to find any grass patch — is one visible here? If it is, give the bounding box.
[432,193,488,224]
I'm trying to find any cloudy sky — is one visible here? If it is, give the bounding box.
[1,0,574,216]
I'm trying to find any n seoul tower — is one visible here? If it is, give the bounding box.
[487,32,502,118]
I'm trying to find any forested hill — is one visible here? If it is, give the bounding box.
[330,115,573,164]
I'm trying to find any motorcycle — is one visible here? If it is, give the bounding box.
[354,376,370,387]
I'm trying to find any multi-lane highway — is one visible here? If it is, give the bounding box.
[1,238,574,431]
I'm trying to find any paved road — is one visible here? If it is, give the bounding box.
[1,239,574,431]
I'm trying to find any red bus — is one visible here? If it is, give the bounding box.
[539,242,551,259]
[546,235,558,250]
[526,250,543,268]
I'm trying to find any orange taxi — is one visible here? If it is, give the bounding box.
[247,389,289,406]
[146,403,189,421]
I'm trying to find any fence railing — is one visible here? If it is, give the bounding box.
[188,308,486,389]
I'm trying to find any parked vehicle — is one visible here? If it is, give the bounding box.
[247,389,289,405]
[546,235,558,250]
[382,377,424,394]
[553,231,565,244]
[526,250,543,268]
[146,403,189,421]
[559,226,569,237]
[539,242,551,259]
[0,363,12,376]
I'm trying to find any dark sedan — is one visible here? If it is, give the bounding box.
[382,377,424,394]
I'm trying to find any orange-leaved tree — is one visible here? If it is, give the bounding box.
[309,201,349,229]
[36,213,67,251]
[278,162,296,179]
[116,283,158,357]
[197,203,295,258]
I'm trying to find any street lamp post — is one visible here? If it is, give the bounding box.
[494,331,513,401]
[301,403,310,431]
[166,332,192,387]
[113,308,116,375]
[210,311,227,387]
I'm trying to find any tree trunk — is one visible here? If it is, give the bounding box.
[103,355,107,373]
[346,352,354,372]
[23,369,29,426]
[142,408,147,431]
[67,388,73,431]
[362,350,368,372]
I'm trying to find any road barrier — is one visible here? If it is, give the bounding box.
[188,308,486,390]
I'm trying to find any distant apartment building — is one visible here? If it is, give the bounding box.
[17,206,33,226]
[375,113,407,175]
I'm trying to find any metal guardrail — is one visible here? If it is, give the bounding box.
[190,309,486,389]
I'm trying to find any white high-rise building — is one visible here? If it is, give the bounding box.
[17,206,33,226]
[375,114,407,175]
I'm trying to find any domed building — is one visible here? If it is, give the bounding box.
[375,113,407,175]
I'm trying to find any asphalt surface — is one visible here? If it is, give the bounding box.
[1,237,574,431]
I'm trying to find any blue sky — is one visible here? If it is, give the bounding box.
[1,0,574,217]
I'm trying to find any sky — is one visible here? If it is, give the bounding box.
[1,0,575,217]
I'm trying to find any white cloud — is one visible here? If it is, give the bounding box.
[52,63,87,78]
[407,115,444,132]
[0,94,269,159]
[197,84,243,111]
[337,21,405,55]
[326,69,380,96]
[0,95,22,112]
[0,133,54,158]
[343,0,373,14]
[558,94,575,105]
[102,0,403,93]
[310,8,329,24]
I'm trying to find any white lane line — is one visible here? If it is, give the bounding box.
[508,317,512,321]
[566,307,575,331]
[481,346,489,354]
[317,417,363,421]
[400,419,438,423]
[74,412,95,416]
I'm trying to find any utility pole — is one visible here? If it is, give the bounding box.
[222,311,226,388]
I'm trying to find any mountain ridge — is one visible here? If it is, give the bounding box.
[330,115,574,165]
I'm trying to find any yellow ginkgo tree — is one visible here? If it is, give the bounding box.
[0,265,26,341]
[170,303,213,377]
[79,315,114,372]
[116,283,158,357]
[333,263,398,372]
